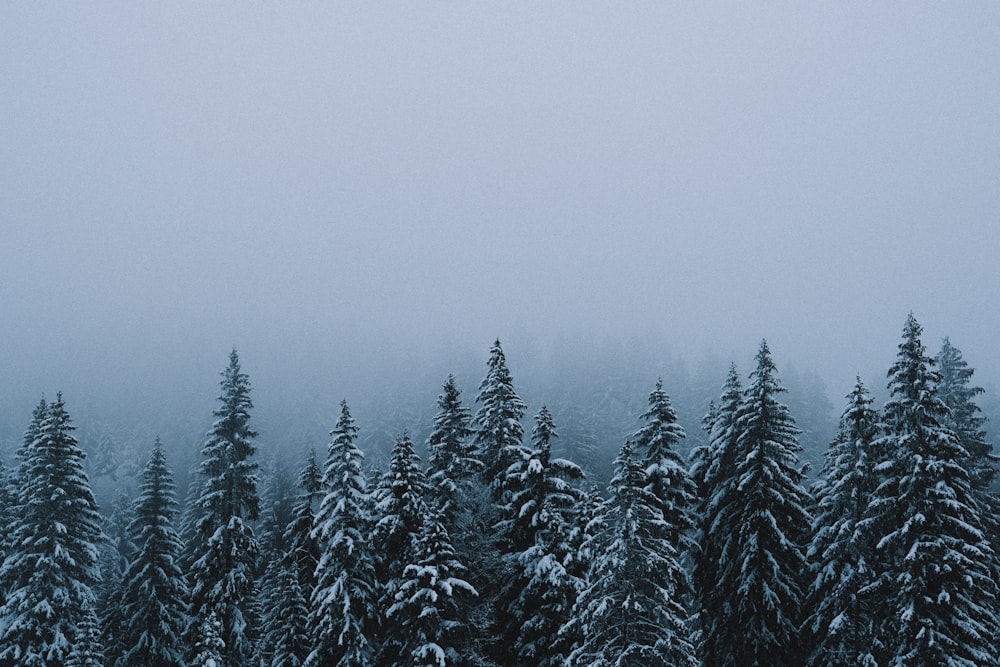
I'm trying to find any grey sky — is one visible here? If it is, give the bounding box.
[2,3,999,412]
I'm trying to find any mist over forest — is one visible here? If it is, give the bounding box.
[3,3,1000,666]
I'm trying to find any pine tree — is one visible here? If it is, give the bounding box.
[426,375,480,526]
[0,394,104,667]
[385,510,478,667]
[804,379,879,667]
[725,341,812,666]
[474,339,528,493]
[117,439,188,667]
[631,379,696,596]
[860,314,999,666]
[568,441,697,666]
[467,339,528,663]
[256,463,298,666]
[263,451,323,667]
[0,398,46,602]
[693,365,743,663]
[373,433,432,664]
[268,565,311,667]
[306,400,377,667]
[937,337,1000,577]
[99,488,136,667]
[187,349,261,665]
[499,407,585,666]
[190,608,225,667]
[65,606,104,667]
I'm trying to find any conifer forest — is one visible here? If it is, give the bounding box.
[4,3,999,666]
[2,315,1000,665]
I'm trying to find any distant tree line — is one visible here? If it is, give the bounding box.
[0,313,997,666]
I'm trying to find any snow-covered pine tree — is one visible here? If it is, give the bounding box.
[65,606,104,667]
[190,608,225,667]
[803,379,879,667]
[306,400,377,667]
[556,482,606,656]
[372,433,432,664]
[860,314,999,666]
[0,458,17,593]
[937,337,1000,576]
[187,349,262,665]
[257,463,298,665]
[0,398,46,602]
[723,341,812,666]
[99,488,137,667]
[693,365,743,664]
[466,339,529,663]
[263,451,323,667]
[426,375,480,527]
[568,440,697,667]
[0,394,104,667]
[474,339,528,494]
[937,337,995,494]
[631,379,696,596]
[117,439,188,667]
[500,406,585,666]
[385,509,478,667]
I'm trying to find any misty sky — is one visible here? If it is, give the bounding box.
[2,3,999,418]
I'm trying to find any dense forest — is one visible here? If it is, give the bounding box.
[1,312,998,666]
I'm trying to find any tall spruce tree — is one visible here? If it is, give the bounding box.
[0,394,103,667]
[263,451,323,667]
[693,365,743,663]
[117,439,188,667]
[426,375,480,527]
[937,337,1000,577]
[631,379,696,595]
[187,349,261,665]
[568,441,697,666]
[474,339,528,493]
[306,400,377,667]
[372,433,432,664]
[726,341,812,666]
[499,407,585,666]
[385,509,478,667]
[860,314,999,666]
[804,379,879,667]
[467,339,529,663]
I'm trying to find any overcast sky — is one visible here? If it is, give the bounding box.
[2,3,999,416]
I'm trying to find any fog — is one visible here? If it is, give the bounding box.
[2,4,998,482]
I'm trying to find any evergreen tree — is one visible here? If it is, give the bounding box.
[693,365,743,663]
[65,607,104,667]
[117,439,188,667]
[268,565,311,667]
[466,339,528,663]
[256,463,298,666]
[385,510,478,667]
[306,400,377,667]
[0,394,103,667]
[190,608,225,667]
[631,379,696,596]
[426,375,480,526]
[499,407,585,666]
[373,433,432,664]
[187,349,261,665]
[804,379,879,667]
[568,441,697,666]
[474,339,528,493]
[263,451,323,667]
[99,488,136,667]
[861,314,999,666]
[937,337,1000,576]
[724,341,812,666]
